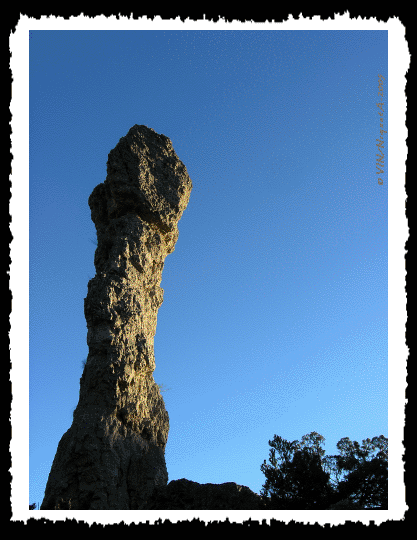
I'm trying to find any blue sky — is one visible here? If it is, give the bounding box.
[28,29,389,507]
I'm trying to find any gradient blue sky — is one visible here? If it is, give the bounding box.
[28,29,389,508]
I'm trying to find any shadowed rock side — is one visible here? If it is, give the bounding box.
[41,125,192,510]
[143,479,270,510]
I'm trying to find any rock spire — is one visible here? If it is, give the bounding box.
[41,125,192,510]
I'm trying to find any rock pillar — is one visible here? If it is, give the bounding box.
[41,125,192,510]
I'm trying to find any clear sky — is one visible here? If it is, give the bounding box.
[28,29,388,507]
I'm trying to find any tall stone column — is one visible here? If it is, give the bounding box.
[41,125,192,510]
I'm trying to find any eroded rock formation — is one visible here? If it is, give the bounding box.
[41,125,192,510]
[143,479,270,510]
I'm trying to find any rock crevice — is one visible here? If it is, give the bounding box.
[41,125,192,510]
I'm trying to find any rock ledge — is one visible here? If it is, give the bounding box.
[143,478,270,510]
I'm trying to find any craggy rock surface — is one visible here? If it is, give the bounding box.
[41,125,192,510]
[143,479,270,510]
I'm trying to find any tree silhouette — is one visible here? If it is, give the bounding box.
[327,435,388,509]
[260,432,334,509]
[261,432,388,510]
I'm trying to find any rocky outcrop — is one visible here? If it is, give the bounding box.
[41,125,192,510]
[143,479,270,510]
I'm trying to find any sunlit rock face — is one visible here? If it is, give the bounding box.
[41,125,192,510]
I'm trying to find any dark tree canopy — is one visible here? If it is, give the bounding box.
[329,435,388,509]
[261,432,388,510]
